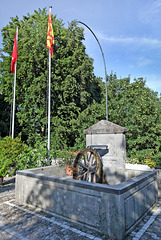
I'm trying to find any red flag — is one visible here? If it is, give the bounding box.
[46,12,55,57]
[11,30,17,74]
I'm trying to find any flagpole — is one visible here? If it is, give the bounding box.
[48,49,51,159]
[12,27,18,139]
[47,6,52,160]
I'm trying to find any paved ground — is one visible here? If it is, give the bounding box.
[0,177,161,240]
[126,200,161,240]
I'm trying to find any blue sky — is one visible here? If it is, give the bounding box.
[1,0,161,93]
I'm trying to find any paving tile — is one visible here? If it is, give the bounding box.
[126,202,161,240]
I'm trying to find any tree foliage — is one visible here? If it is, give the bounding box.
[0,94,11,137]
[77,73,161,158]
[0,8,102,146]
[107,73,161,157]
[0,8,161,162]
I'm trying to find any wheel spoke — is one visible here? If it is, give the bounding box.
[78,162,88,170]
[88,172,92,182]
[83,154,87,166]
[90,154,95,166]
[83,171,88,181]
[93,174,96,183]
[78,172,86,180]
[87,152,91,162]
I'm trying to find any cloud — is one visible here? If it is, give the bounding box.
[96,32,161,49]
[136,57,153,67]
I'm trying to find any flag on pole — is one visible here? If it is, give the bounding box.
[11,30,17,74]
[47,11,55,57]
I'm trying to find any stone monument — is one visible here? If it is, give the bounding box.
[84,120,128,185]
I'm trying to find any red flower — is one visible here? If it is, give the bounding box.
[72,150,79,156]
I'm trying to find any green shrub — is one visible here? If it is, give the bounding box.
[50,148,79,166]
[143,156,156,168]
[17,140,49,169]
[127,149,161,168]
[126,157,140,164]
[0,136,28,177]
[127,149,154,164]
[0,135,81,179]
[17,147,40,170]
[151,152,161,167]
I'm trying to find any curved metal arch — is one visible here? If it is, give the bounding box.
[75,20,108,120]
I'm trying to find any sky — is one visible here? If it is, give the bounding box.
[1,0,161,93]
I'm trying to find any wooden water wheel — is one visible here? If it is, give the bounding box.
[73,148,102,183]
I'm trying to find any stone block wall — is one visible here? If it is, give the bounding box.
[15,167,158,239]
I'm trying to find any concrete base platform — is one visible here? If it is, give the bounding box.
[15,166,158,239]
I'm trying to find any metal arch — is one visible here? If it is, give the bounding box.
[75,20,108,121]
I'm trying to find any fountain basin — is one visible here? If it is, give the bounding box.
[15,165,158,239]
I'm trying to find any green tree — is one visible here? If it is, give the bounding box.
[107,74,161,156]
[74,73,161,159]
[0,9,101,147]
[73,78,106,150]
[0,94,11,137]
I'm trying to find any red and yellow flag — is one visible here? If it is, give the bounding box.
[11,30,17,74]
[47,12,55,57]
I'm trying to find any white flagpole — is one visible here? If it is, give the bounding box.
[47,6,52,160]
[12,27,18,139]
[48,49,51,159]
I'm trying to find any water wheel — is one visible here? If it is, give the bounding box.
[73,148,102,183]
